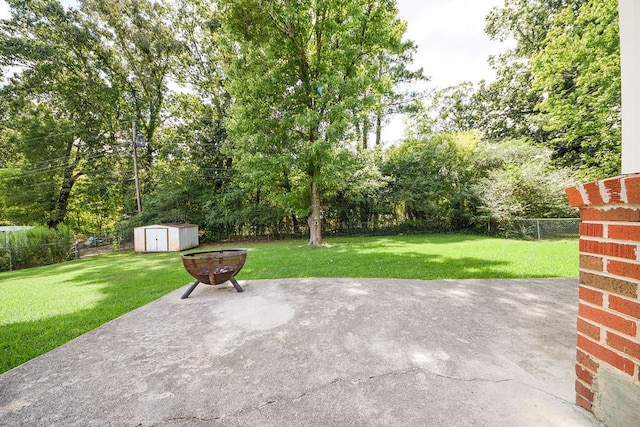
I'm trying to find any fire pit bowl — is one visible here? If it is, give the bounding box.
[180,249,247,298]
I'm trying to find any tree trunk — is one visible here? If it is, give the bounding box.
[362,115,370,150]
[47,173,78,229]
[292,214,300,235]
[308,181,322,246]
[355,120,362,150]
[375,109,382,147]
[282,171,300,235]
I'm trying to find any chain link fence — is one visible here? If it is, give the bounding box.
[1,240,75,272]
[74,235,134,259]
[1,228,135,272]
[505,218,580,240]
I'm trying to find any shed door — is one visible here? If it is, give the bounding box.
[145,228,168,252]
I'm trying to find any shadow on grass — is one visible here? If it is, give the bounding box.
[237,235,574,281]
[0,251,192,374]
[334,233,491,246]
[240,248,518,281]
[1,234,576,374]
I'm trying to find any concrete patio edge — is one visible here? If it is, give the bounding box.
[0,277,602,426]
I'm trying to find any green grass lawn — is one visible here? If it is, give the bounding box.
[0,233,578,374]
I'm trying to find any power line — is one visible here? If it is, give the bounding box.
[0,151,129,183]
[1,118,134,145]
[1,144,130,170]
[1,149,123,170]
[0,175,134,192]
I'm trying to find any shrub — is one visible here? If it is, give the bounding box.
[472,140,579,230]
[0,225,75,271]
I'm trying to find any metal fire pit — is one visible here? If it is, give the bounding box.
[180,249,247,298]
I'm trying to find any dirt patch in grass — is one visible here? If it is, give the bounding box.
[78,242,133,258]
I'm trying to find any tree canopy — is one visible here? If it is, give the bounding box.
[219,0,419,245]
[0,0,617,244]
[477,0,620,180]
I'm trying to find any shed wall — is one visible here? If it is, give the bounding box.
[133,227,146,252]
[134,225,199,252]
[178,226,199,251]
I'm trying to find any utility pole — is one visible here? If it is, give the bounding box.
[132,121,142,212]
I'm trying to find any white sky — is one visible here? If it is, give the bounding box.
[0,0,512,142]
[382,0,513,143]
[396,0,510,89]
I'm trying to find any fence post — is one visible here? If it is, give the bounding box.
[5,233,11,271]
[536,219,541,240]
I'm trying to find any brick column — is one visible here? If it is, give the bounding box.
[566,173,640,425]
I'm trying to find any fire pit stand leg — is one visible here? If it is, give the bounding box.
[229,277,245,292]
[181,281,200,299]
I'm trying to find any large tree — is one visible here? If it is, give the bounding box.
[531,0,620,179]
[427,82,480,135]
[81,0,186,192]
[479,0,588,144]
[383,131,479,229]
[0,0,186,229]
[219,0,416,245]
[481,0,619,180]
[0,0,126,228]
[355,48,425,150]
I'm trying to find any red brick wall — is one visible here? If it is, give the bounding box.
[566,174,640,413]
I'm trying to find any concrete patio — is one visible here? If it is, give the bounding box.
[0,277,602,426]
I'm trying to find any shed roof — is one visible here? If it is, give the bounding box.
[0,226,35,232]
[137,223,198,229]
[163,223,198,228]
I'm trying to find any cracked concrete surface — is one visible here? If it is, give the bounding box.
[0,277,602,426]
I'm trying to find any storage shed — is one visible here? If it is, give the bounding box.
[134,224,199,253]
